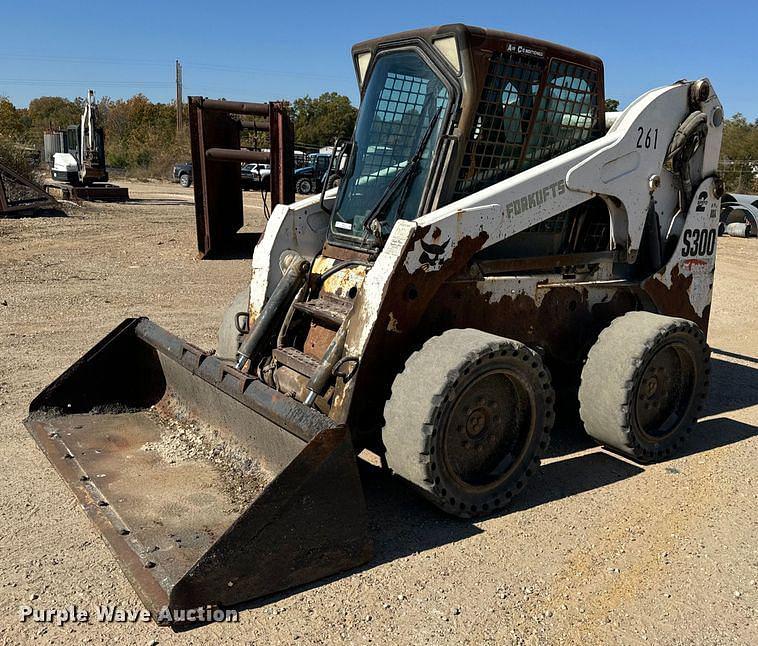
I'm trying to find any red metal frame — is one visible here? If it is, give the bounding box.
[188,97,295,258]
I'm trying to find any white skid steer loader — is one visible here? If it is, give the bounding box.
[26,24,723,623]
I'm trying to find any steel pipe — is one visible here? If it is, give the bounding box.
[205,148,270,163]
[201,99,269,116]
[240,121,270,131]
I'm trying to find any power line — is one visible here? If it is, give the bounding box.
[0,51,353,83]
[0,78,172,88]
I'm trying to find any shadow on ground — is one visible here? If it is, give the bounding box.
[1,206,68,219]
[200,232,263,260]
[706,352,758,416]
[198,354,758,628]
[126,198,194,206]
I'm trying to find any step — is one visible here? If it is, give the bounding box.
[293,296,352,327]
[272,346,321,378]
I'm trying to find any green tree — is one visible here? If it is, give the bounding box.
[0,97,24,137]
[292,93,357,146]
[26,96,81,133]
[720,113,758,193]
[605,98,620,112]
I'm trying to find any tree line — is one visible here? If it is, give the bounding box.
[0,92,358,179]
[0,91,756,193]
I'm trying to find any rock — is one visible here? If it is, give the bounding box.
[733,591,741,598]
[29,593,38,601]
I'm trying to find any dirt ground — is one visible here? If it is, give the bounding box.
[1,180,755,645]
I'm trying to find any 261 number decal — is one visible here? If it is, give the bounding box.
[636,127,659,149]
[681,228,716,257]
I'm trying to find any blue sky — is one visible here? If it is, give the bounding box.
[1,0,755,118]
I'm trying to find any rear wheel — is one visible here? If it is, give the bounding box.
[579,311,710,462]
[179,173,191,188]
[382,329,554,518]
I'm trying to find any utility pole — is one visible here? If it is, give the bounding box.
[175,59,183,134]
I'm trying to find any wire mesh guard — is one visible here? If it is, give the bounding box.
[362,71,437,176]
[334,52,449,237]
[454,53,599,200]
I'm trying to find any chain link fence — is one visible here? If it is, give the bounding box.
[718,160,758,194]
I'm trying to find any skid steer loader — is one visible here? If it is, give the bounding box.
[26,24,724,623]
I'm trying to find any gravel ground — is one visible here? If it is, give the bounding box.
[0,180,755,644]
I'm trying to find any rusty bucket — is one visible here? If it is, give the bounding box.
[25,318,371,623]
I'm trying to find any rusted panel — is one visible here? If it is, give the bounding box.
[642,264,711,333]
[304,323,336,360]
[321,241,373,262]
[423,282,641,366]
[478,250,618,274]
[339,227,489,436]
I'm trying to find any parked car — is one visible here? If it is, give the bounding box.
[241,163,271,190]
[172,162,192,188]
[173,161,271,190]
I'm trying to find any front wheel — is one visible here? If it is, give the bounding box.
[382,329,554,518]
[179,173,191,188]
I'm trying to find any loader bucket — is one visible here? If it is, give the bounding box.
[24,318,371,624]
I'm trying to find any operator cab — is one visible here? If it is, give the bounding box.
[327,24,605,253]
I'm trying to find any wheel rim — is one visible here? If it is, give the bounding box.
[634,341,697,441]
[441,369,535,491]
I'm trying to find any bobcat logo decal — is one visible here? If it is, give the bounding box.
[419,237,450,269]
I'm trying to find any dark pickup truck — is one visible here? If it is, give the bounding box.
[172,162,193,188]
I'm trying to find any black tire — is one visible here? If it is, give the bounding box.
[296,178,312,195]
[382,329,554,518]
[579,311,710,462]
[179,173,191,188]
